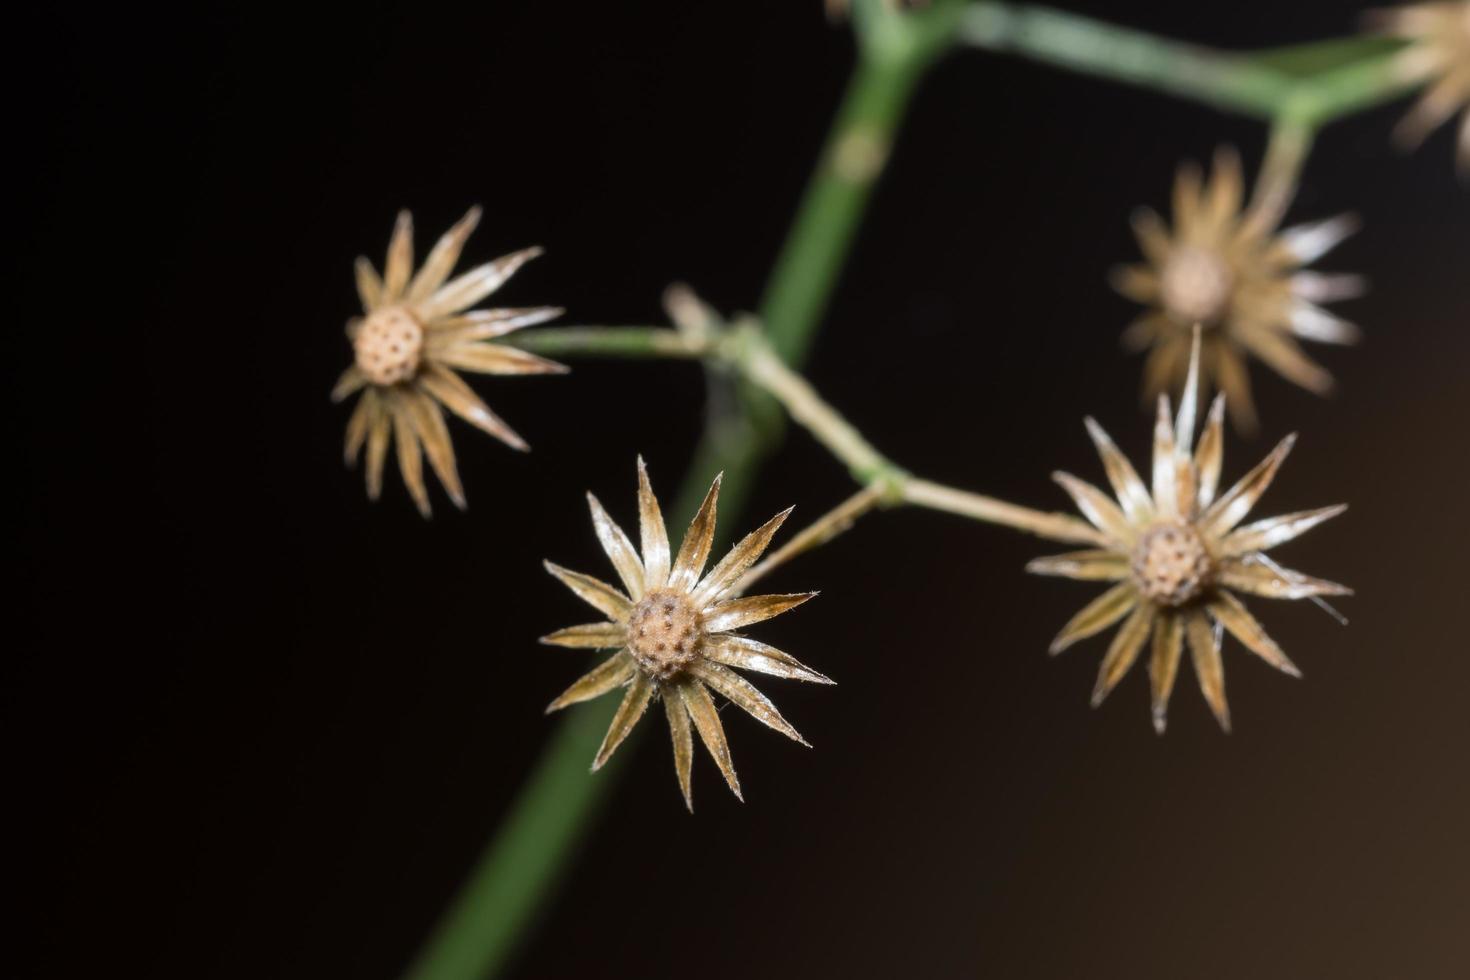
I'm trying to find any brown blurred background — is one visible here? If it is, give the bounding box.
[12,1,1469,977]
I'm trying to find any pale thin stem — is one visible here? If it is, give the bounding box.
[902,477,1101,542]
[733,485,887,597]
[1248,116,1316,232]
[735,327,898,486]
[512,327,707,360]
[514,323,1106,545]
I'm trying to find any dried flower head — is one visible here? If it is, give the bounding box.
[542,459,831,810]
[1113,148,1364,431]
[332,208,566,516]
[1373,1,1470,170]
[1027,335,1350,732]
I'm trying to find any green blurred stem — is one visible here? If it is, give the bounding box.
[676,0,963,524]
[508,326,706,360]
[760,4,960,365]
[399,700,621,980]
[957,3,1415,125]
[402,7,959,980]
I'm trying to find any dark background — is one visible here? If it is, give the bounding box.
[14,1,1469,977]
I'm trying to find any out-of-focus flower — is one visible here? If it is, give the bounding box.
[1373,1,1470,170]
[333,208,565,516]
[1113,148,1364,432]
[1027,336,1349,732]
[543,459,831,810]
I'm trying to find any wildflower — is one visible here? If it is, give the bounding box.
[1373,1,1470,170]
[542,459,831,809]
[333,207,565,516]
[1112,148,1363,431]
[1027,335,1350,732]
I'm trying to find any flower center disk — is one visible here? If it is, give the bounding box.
[354,306,424,386]
[1131,521,1213,607]
[626,589,703,680]
[1161,245,1233,326]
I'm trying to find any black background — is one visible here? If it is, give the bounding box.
[15,1,1470,977]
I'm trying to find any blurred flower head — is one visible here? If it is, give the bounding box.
[1372,1,1470,170]
[1028,335,1350,732]
[1113,148,1364,432]
[542,459,831,810]
[333,207,565,516]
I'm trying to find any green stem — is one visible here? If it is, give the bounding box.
[401,700,621,980]
[760,18,950,363]
[403,7,959,979]
[514,327,706,360]
[957,3,1413,125]
[1249,116,1317,231]
[958,3,1292,117]
[1283,50,1415,125]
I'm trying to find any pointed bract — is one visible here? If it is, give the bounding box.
[670,475,721,592]
[680,680,742,800]
[637,457,671,589]
[549,654,636,714]
[1186,611,1231,732]
[592,672,655,770]
[664,691,695,812]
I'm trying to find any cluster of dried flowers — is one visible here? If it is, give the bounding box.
[329,1,1465,806]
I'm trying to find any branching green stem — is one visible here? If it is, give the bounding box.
[956,2,1418,206]
[957,3,1415,126]
[958,3,1292,117]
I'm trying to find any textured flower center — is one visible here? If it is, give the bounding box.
[354,306,424,386]
[1131,521,1214,607]
[626,589,703,680]
[1161,246,1233,325]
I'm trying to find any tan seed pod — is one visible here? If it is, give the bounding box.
[1028,334,1350,733]
[1113,147,1364,432]
[332,207,567,516]
[541,458,833,811]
